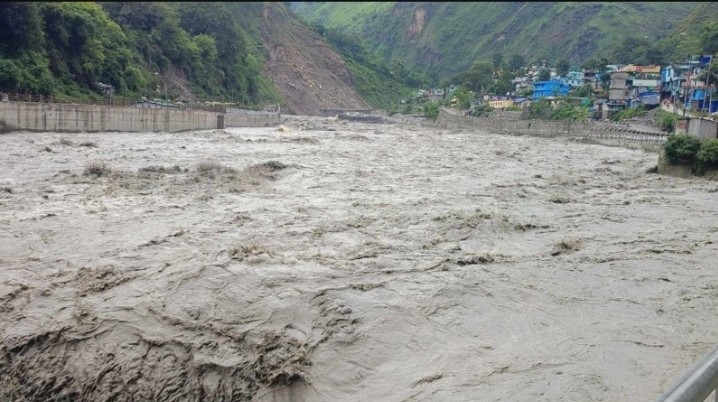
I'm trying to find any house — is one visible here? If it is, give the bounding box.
[661,65,678,96]
[593,99,610,120]
[532,80,570,100]
[630,75,661,108]
[608,72,629,105]
[511,76,531,92]
[691,89,718,114]
[94,82,115,97]
[538,96,565,107]
[513,97,531,109]
[427,88,446,102]
[582,70,601,90]
[488,99,514,109]
[661,56,714,111]
[413,89,427,100]
[636,90,660,106]
[631,78,661,89]
[563,71,584,88]
[618,64,661,75]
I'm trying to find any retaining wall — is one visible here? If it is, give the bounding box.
[487,110,525,121]
[224,109,280,127]
[0,101,280,132]
[318,108,374,117]
[434,109,668,152]
[687,118,718,140]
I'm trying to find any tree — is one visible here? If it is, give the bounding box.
[423,101,440,120]
[599,72,610,91]
[698,63,718,86]
[556,59,570,77]
[507,54,525,73]
[528,99,553,119]
[550,103,589,121]
[492,52,504,72]
[581,58,598,71]
[491,76,513,95]
[700,21,718,54]
[611,36,668,65]
[664,134,701,165]
[598,57,609,73]
[537,68,551,81]
[309,21,326,36]
[575,84,593,98]
[534,56,549,68]
[462,61,493,93]
[451,85,474,109]
[0,3,45,56]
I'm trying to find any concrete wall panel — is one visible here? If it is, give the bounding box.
[0,102,280,132]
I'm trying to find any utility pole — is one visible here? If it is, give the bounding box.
[704,54,713,115]
[683,60,690,117]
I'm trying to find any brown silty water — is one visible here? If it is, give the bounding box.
[0,116,717,401]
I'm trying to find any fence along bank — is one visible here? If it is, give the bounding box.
[433,109,670,152]
[0,99,280,133]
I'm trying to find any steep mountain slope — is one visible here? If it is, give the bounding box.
[258,3,370,115]
[0,2,399,114]
[0,2,278,104]
[292,2,700,76]
[659,3,718,58]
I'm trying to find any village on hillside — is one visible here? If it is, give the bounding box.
[413,54,718,122]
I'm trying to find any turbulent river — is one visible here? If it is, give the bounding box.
[1,116,717,401]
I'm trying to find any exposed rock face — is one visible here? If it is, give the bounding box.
[259,3,370,116]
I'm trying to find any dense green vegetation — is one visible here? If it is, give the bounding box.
[696,139,718,173]
[307,22,421,109]
[528,99,589,121]
[664,134,702,165]
[0,2,278,105]
[0,2,428,110]
[663,134,718,175]
[655,110,678,133]
[606,7,718,66]
[292,2,701,76]
[422,101,439,121]
[550,103,590,121]
[611,107,646,122]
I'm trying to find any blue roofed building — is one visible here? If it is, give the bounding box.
[532,80,570,100]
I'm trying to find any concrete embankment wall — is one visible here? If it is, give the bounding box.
[0,101,279,132]
[687,118,718,140]
[224,109,280,127]
[434,110,668,152]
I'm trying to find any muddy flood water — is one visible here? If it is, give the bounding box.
[1,116,717,401]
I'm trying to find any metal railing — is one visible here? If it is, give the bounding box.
[657,345,718,402]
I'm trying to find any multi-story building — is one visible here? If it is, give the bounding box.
[532,80,570,100]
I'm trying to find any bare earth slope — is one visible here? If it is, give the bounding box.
[1,119,717,401]
[258,4,370,115]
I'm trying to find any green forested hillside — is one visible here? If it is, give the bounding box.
[0,2,426,111]
[292,2,703,77]
[658,3,718,58]
[0,2,280,105]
